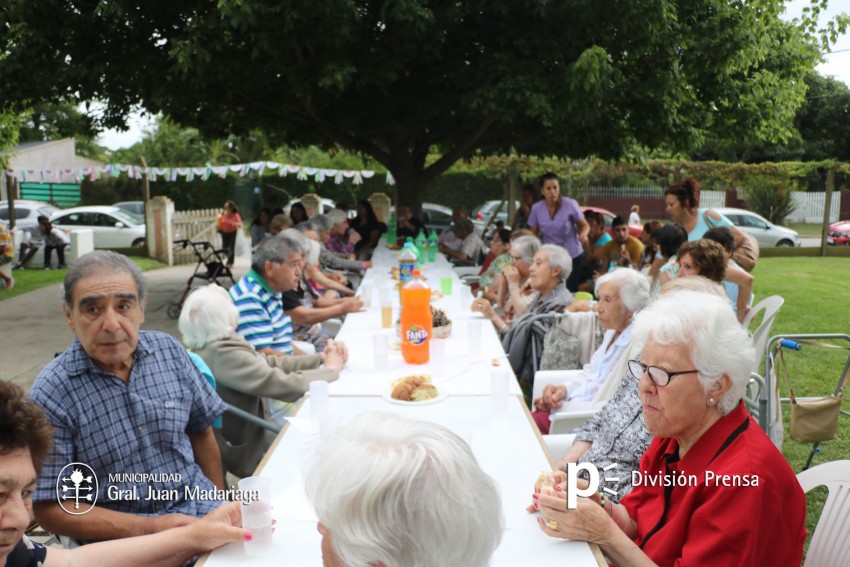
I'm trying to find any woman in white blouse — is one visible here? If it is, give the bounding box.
[532,268,650,433]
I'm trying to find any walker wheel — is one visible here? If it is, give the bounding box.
[167,303,182,319]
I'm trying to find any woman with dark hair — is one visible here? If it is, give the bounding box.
[289,202,309,225]
[249,207,272,248]
[528,172,589,293]
[352,199,382,258]
[513,184,540,230]
[662,178,758,273]
[217,200,243,269]
[638,220,663,272]
[654,223,689,289]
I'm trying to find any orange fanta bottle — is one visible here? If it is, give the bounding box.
[400,270,432,364]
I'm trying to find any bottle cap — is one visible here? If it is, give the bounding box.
[412,269,421,276]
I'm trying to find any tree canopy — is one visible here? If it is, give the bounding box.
[0,0,839,205]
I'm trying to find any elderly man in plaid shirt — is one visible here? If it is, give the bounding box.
[29,251,227,542]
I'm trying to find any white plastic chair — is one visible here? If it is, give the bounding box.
[796,460,850,567]
[743,295,784,373]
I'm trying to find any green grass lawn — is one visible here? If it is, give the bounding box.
[0,256,165,300]
[750,257,850,551]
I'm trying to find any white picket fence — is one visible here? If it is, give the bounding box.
[583,186,725,208]
[786,192,841,223]
[172,208,221,266]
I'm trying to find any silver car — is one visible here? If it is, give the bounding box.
[713,207,801,248]
[51,206,147,248]
[0,199,60,229]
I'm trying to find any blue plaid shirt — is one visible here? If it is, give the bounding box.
[29,331,227,517]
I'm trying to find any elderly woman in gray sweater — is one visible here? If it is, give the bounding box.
[179,284,348,477]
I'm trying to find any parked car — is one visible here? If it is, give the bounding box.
[827,220,850,246]
[0,199,60,229]
[471,200,520,232]
[51,206,146,248]
[113,200,145,216]
[713,207,801,248]
[388,203,454,235]
[421,203,453,235]
[581,206,643,239]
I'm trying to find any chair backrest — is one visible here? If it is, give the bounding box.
[744,295,784,373]
[796,460,850,567]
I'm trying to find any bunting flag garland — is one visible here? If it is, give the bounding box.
[5,160,388,187]
[6,161,382,185]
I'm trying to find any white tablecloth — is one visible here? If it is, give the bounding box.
[200,396,600,567]
[330,248,522,397]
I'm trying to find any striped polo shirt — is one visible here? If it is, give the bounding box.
[229,268,293,354]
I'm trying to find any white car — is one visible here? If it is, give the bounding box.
[51,206,146,249]
[0,199,61,229]
[713,207,801,248]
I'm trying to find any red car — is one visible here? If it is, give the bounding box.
[581,206,644,239]
[827,220,850,246]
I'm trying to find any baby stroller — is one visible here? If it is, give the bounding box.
[167,239,236,319]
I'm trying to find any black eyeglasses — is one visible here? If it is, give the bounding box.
[628,359,699,388]
[509,255,523,264]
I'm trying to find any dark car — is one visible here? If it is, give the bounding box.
[828,220,850,246]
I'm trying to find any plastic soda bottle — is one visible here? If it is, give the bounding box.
[386,214,397,246]
[427,229,438,262]
[399,242,418,284]
[415,230,427,262]
[400,270,432,364]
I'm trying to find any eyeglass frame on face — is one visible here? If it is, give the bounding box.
[509,254,524,264]
[628,359,700,387]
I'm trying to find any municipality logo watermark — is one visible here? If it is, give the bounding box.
[56,463,98,515]
[565,462,620,509]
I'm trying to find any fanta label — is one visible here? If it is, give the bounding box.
[399,262,416,281]
[405,325,429,345]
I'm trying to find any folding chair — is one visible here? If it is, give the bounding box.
[796,460,850,567]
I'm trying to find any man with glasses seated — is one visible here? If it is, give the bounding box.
[229,234,306,357]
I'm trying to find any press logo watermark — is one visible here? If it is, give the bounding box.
[565,462,620,509]
[56,463,98,515]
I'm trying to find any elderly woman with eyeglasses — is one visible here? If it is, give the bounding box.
[536,291,806,566]
[488,235,541,326]
[472,242,571,335]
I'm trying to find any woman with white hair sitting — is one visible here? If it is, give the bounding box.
[536,291,806,565]
[532,268,650,434]
[305,413,503,567]
[179,284,349,478]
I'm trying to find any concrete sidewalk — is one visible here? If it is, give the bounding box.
[1,254,250,391]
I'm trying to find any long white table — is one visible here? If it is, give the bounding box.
[331,248,523,397]
[199,241,602,566]
[200,396,601,567]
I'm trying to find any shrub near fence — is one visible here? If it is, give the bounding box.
[172,208,221,266]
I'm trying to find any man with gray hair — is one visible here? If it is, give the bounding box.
[229,233,306,356]
[29,251,228,542]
